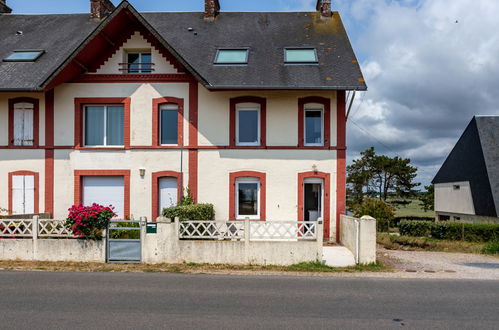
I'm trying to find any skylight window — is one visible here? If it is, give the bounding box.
[215,49,249,64]
[3,50,45,62]
[284,48,318,64]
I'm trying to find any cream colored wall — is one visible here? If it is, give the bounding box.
[0,150,45,213]
[197,149,338,237]
[435,182,475,215]
[197,87,337,147]
[94,32,178,74]
[54,83,190,146]
[0,93,46,146]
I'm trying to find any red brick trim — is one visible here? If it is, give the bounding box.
[152,97,184,147]
[229,171,266,221]
[8,171,40,215]
[44,90,54,216]
[336,90,347,242]
[297,171,331,239]
[73,170,131,218]
[8,97,40,148]
[151,171,182,221]
[298,96,331,148]
[229,96,267,147]
[74,97,131,149]
[188,81,199,202]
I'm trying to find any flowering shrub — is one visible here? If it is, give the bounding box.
[65,204,116,240]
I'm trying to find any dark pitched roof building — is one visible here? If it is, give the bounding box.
[432,116,499,218]
[0,0,366,91]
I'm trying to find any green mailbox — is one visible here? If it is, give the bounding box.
[146,222,157,234]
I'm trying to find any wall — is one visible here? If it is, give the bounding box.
[436,212,499,224]
[435,182,475,215]
[143,219,323,266]
[340,215,376,264]
[0,239,105,262]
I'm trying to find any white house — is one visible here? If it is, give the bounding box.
[0,0,366,241]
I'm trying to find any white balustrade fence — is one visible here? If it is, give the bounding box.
[0,217,73,238]
[178,219,319,241]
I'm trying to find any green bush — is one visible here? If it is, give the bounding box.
[399,220,499,243]
[162,203,215,221]
[353,198,395,232]
[482,241,499,255]
[391,216,435,228]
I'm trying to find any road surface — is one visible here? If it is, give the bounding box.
[0,271,497,329]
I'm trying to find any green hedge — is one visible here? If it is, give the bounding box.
[399,221,499,242]
[162,203,215,221]
[391,216,435,228]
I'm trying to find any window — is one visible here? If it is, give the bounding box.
[158,177,179,212]
[453,185,461,190]
[160,104,179,145]
[3,50,44,62]
[11,175,35,214]
[284,48,318,64]
[304,105,324,146]
[84,105,124,146]
[13,102,34,146]
[126,51,152,73]
[215,49,249,64]
[236,104,260,146]
[236,178,260,219]
[82,176,124,218]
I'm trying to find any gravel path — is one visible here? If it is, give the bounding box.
[379,248,499,280]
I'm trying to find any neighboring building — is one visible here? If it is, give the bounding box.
[432,116,499,224]
[0,0,366,240]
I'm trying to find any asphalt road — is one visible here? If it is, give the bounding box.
[0,271,498,329]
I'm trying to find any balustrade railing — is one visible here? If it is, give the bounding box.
[0,217,73,238]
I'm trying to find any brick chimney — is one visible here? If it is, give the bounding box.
[316,0,332,18]
[204,0,220,20]
[0,0,12,14]
[90,0,115,21]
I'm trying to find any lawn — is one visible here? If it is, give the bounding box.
[388,198,435,218]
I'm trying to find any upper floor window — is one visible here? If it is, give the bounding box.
[215,49,249,64]
[236,103,260,146]
[13,102,35,146]
[304,104,324,146]
[160,104,179,145]
[84,105,124,146]
[122,50,153,73]
[284,48,318,64]
[3,50,45,62]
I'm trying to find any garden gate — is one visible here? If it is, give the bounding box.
[106,220,143,263]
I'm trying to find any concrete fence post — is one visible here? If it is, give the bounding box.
[359,215,377,264]
[244,218,250,263]
[32,215,39,261]
[317,218,324,261]
[174,217,180,239]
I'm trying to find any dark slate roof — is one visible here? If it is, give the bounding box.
[0,14,100,90]
[432,116,499,217]
[0,4,366,91]
[143,12,366,90]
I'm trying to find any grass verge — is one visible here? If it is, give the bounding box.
[0,260,392,274]
[377,232,497,255]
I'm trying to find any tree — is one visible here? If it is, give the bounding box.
[352,198,395,232]
[347,147,420,203]
[418,184,434,212]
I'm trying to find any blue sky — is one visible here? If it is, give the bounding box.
[8,0,498,187]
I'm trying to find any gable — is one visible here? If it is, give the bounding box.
[93,31,179,74]
[432,118,497,217]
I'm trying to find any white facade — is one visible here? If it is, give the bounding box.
[435,181,475,215]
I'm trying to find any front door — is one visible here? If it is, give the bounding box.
[304,179,323,221]
[158,177,178,214]
[12,175,35,214]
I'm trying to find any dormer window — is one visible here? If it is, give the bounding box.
[3,50,45,62]
[215,49,249,65]
[121,50,153,73]
[284,48,318,64]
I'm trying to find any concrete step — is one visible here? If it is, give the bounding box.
[322,246,356,267]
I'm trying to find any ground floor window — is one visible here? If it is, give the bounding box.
[82,176,124,218]
[236,178,260,219]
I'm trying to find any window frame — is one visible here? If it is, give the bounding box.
[8,98,39,148]
[214,48,249,65]
[229,171,266,221]
[152,97,184,147]
[298,96,331,148]
[82,104,125,147]
[236,103,261,146]
[124,50,153,74]
[303,105,325,147]
[298,171,331,239]
[8,171,39,215]
[151,171,182,221]
[74,98,131,149]
[3,50,45,62]
[235,177,261,220]
[284,47,318,64]
[229,96,266,148]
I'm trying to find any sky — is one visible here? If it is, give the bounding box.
[8,0,499,188]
